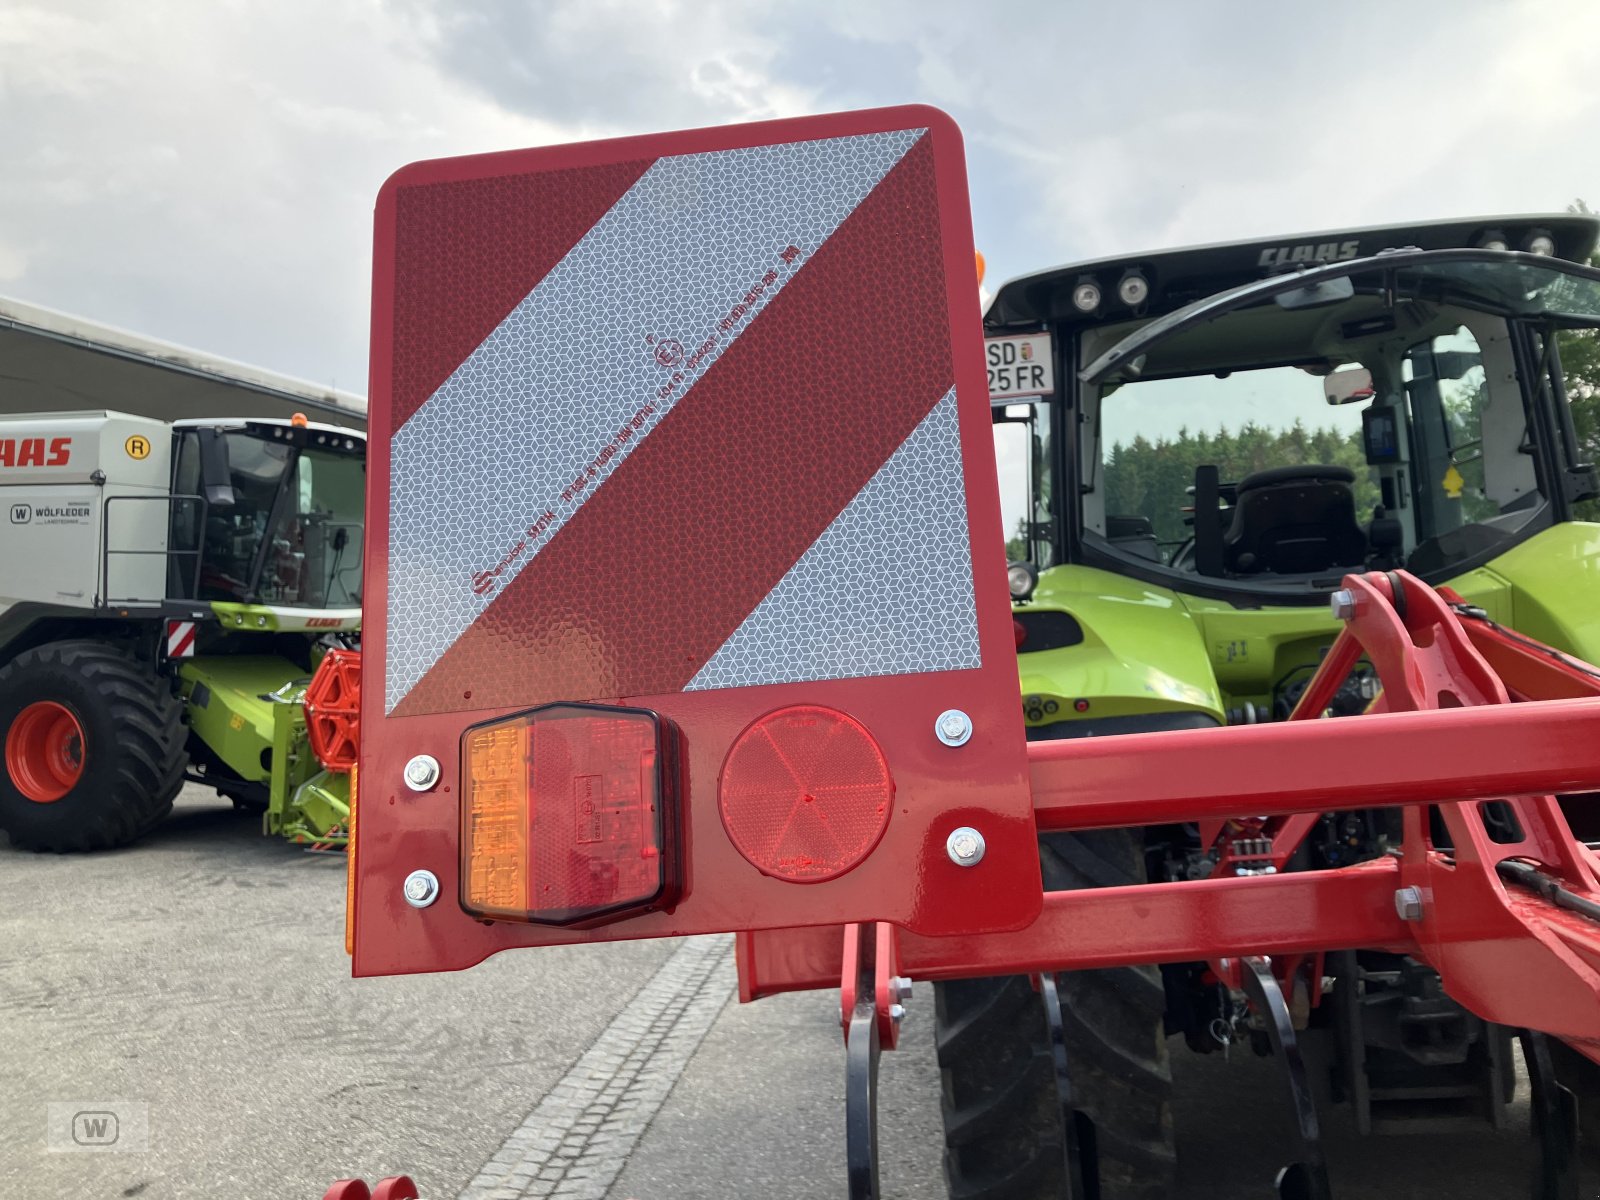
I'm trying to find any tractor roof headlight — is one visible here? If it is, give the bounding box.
[1007,561,1038,601]
[1524,229,1556,256]
[1476,229,1510,253]
[1117,271,1150,308]
[1072,279,1102,313]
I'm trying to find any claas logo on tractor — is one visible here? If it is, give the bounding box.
[355,105,1037,972]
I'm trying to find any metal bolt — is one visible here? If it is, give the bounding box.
[888,1003,907,1022]
[935,709,973,747]
[1330,588,1358,620]
[891,975,914,1002]
[946,826,987,867]
[404,754,440,792]
[1395,885,1424,922]
[403,869,440,909]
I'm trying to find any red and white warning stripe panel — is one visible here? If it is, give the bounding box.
[385,125,973,717]
[166,620,196,659]
[686,387,974,691]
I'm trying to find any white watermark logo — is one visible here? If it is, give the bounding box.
[46,1102,148,1153]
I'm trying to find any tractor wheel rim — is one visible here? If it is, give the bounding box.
[5,701,85,803]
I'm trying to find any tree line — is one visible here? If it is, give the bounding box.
[1102,422,1380,548]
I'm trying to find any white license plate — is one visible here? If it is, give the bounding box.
[985,333,1055,400]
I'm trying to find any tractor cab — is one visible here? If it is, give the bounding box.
[989,216,1600,605]
[167,417,365,613]
[987,215,1600,738]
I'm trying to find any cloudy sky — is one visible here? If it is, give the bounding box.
[3,0,1599,394]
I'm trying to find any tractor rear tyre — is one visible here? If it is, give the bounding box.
[0,641,185,851]
[935,830,1177,1200]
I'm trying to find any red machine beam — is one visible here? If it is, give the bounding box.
[1446,597,1600,703]
[741,572,1600,1050]
[738,860,1409,998]
[1030,696,1600,832]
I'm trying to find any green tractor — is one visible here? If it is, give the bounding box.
[941,215,1600,1197]
[0,410,364,851]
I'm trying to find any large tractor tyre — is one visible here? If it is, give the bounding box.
[936,830,1177,1200]
[0,641,185,851]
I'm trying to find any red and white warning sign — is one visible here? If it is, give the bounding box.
[166,620,196,659]
[357,107,1036,974]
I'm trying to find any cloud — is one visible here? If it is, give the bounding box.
[0,1,587,390]
[388,0,819,131]
[1,0,1598,394]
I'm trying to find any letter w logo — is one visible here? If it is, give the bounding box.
[72,1112,118,1145]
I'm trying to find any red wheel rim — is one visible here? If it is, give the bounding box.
[5,700,85,803]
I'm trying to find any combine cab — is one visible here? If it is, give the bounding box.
[341,107,1600,1198]
[0,410,365,850]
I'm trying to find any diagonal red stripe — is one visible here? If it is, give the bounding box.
[394,136,951,717]
[389,158,654,430]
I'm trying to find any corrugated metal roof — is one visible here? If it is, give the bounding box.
[0,294,366,429]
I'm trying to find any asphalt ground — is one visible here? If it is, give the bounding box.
[0,784,1581,1199]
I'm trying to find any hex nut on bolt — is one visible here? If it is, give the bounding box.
[1394,885,1424,922]
[935,708,973,747]
[946,826,986,867]
[1330,588,1358,620]
[891,975,914,1002]
[404,754,440,792]
[403,869,440,909]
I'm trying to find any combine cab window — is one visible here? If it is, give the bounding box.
[257,448,365,607]
[197,435,294,603]
[174,431,364,607]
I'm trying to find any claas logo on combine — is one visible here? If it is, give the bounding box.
[0,437,71,468]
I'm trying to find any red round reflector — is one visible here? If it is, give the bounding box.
[719,705,893,883]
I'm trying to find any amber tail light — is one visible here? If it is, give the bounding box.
[460,703,680,927]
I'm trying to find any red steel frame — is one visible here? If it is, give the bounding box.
[739,570,1600,1058]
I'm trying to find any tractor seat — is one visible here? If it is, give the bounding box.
[1223,464,1368,575]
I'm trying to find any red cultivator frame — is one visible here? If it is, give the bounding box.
[743,572,1600,1197]
[345,105,1600,1198]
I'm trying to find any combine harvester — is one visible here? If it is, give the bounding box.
[333,107,1600,1198]
[0,298,366,849]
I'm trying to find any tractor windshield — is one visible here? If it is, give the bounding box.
[1072,252,1600,593]
[173,428,364,607]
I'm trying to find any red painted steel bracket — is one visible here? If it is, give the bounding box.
[355,106,1038,977]
[740,571,1600,1052]
[839,922,905,1051]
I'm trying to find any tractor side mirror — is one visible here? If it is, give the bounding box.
[196,428,236,509]
[1325,367,1375,405]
